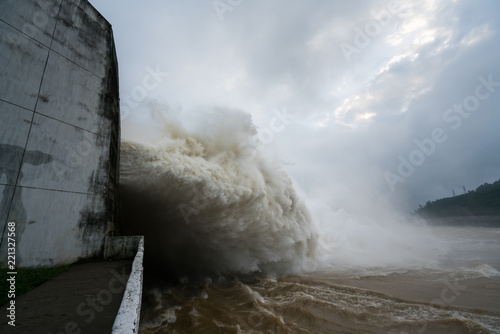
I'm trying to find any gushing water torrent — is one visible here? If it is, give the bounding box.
[120,105,443,279]
[119,106,500,334]
[120,107,318,278]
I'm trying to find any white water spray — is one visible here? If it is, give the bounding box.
[120,106,318,277]
[120,105,443,278]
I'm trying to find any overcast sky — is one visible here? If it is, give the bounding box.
[89,0,500,213]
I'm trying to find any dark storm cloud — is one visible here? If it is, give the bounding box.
[90,0,500,212]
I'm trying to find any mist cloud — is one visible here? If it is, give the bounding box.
[91,0,500,212]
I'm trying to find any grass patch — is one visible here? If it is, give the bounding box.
[1,265,69,306]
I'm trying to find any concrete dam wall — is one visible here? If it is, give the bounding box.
[0,0,120,267]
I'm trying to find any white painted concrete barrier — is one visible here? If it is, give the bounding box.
[112,236,144,334]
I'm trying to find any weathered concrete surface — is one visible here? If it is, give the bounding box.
[0,260,132,333]
[112,237,144,334]
[0,0,120,267]
[104,236,143,261]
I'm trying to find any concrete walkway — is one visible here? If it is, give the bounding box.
[1,260,132,334]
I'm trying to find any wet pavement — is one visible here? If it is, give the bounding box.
[1,260,132,334]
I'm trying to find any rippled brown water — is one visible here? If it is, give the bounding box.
[139,226,500,334]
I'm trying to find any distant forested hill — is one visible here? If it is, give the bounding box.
[414,180,500,217]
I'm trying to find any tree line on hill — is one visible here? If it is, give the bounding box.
[414,179,500,217]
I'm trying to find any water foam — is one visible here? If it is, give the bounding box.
[120,107,318,277]
[121,106,444,278]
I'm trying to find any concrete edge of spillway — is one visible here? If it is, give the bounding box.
[105,236,145,333]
